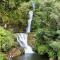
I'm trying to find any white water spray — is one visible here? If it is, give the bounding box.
[26,11,33,33]
[16,2,35,54]
[31,1,35,10]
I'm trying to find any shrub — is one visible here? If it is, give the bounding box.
[0,0,30,30]
[0,53,3,60]
[0,26,15,52]
[33,0,60,57]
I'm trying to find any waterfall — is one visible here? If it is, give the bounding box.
[16,1,35,54]
[31,1,35,10]
[26,11,33,33]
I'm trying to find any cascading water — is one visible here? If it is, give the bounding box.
[31,0,35,10]
[26,11,33,33]
[16,1,35,54]
[17,11,34,53]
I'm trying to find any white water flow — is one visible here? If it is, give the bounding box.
[31,1,35,10]
[26,11,33,33]
[17,2,35,54]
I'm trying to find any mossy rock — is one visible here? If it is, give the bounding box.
[28,32,36,48]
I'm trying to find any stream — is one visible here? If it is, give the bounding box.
[13,54,49,60]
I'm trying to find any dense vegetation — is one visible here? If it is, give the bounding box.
[32,0,60,58]
[0,0,30,32]
[0,0,60,60]
[0,27,15,52]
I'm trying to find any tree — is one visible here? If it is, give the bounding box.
[32,0,60,59]
[0,0,30,31]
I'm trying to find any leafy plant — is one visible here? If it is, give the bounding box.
[0,0,30,31]
[34,0,60,58]
[0,53,3,60]
[0,26,15,52]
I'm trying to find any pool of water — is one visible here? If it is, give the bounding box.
[13,54,49,60]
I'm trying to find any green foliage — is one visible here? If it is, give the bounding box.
[38,45,48,55]
[21,0,30,2]
[0,26,15,51]
[48,50,55,57]
[0,0,30,29]
[32,0,60,31]
[33,0,60,57]
[8,2,30,25]
[0,53,3,60]
[49,41,60,50]
[17,2,30,25]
